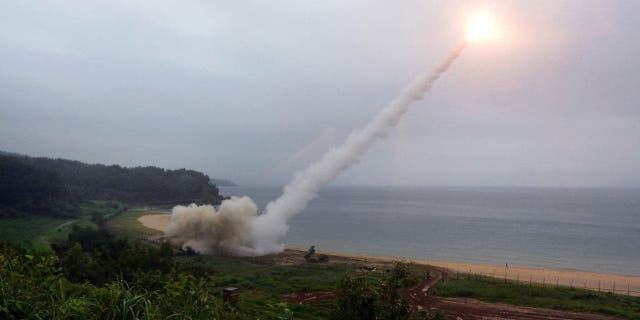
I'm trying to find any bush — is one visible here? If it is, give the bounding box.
[334,275,377,320]
[333,261,414,320]
[0,242,222,320]
[58,226,174,285]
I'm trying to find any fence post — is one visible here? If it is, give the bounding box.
[529,275,532,286]
[613,282,616,294]
[598,281,601,292]
[628,282,630,296]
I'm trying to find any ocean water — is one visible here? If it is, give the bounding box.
[219,186,640,276]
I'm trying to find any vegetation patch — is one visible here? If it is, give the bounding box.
[0,201,122,252]
[176,255,361,294]
[105,209,163,238]
[80,200,125,221]
[6,153,225,205]
[0,215,71,251]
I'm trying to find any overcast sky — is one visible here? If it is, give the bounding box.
[1,1,639,187]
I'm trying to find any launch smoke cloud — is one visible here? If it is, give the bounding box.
[164,197,259,255]
[165,43,467,255]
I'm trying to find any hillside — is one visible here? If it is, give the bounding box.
[0,152,226,216]
[0,156,75,217]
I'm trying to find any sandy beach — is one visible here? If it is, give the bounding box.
[139,213,640,296]
[138,213,171,231]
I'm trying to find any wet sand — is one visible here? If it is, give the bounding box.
[138,213,640,296]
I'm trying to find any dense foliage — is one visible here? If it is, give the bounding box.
[0,153,225,217]
[0,155,77,217]
[0,227,224,319]
[0,226,304,320]
[51,226,174,285]
[0,242,221,320]
[333,261,422,320]
[22,155,225,205]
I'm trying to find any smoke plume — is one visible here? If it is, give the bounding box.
[164,196,259,255]
[165,43,467,255]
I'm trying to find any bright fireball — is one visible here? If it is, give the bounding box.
[465,13,494,41]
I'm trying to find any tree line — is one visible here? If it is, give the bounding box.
[0,153,225,217]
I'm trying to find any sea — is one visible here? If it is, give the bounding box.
[219,186,640,276]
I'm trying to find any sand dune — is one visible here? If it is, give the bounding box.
[138,213,640,296]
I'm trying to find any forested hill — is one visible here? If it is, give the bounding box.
[0,152,225,216]
[0,155,75,217]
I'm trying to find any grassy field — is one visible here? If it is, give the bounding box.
[0,201,122,251]
[0,215,72,251]
[433,274,640,320]
[104,209,163,237]
[79,200,125,219]
[177,255,364,294]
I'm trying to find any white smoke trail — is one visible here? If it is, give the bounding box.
[249,43,468,255]
[165,43,467,256]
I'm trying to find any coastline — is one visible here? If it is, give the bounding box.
[138,213,640,296]
[285,246,640,296]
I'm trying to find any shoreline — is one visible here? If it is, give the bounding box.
[286,246,640,296]
[138,213,640,296]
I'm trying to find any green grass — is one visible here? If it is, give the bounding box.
[0,215,100,251]
[232,294,330,320]
[0,215,72,251]
[433,274,640,320]
[0,201,123,251]
[176,255,364,294]
[175,255,370,319]
[105,209,162,237]
[41,215,96,242]
[79,200,125,219]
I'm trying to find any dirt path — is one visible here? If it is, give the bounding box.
[53,219,79,230]
[424,296,617,320]
[283,275,618,320]
[284,282,617,320]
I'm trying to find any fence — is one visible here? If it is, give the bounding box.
[440,269,640,296]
